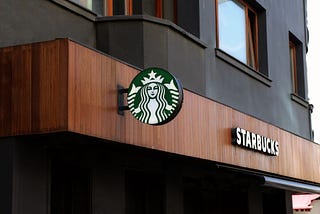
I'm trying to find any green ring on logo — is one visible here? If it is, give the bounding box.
[127,67,183,125]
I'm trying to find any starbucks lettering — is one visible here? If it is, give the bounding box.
[232,127,280,156]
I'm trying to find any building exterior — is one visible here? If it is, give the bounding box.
[0,0,318,214]
[292,194,320,213]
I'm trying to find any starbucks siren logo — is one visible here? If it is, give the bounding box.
[127,68,183,125]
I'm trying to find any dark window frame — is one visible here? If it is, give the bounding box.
[65,0,177,20]
[101,0,166,17]
[289,32,306,100]
[289,41,298,94]
[59,0,201,37]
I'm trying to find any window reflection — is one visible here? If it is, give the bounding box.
[70,0,104,15]
[218,0,246,64]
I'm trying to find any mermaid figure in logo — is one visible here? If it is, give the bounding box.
[132,71,174,124]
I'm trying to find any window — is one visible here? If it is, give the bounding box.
[70,0,104,15]
[108,0,133,16]
[289,33,305,99]
[107,0,165,17]
[289,41,298,94]
[68,0,200,37]
[69,0,167,17]
[216,0,258,70]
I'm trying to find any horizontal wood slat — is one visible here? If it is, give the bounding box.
[1,39,320,183]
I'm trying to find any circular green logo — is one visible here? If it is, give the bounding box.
[128,68,183,125]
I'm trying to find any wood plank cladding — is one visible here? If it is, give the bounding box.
[1,39,320,183]
[0,39,68,135]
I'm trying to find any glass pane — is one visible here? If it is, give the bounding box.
[70,0,104,15]
[218,0,246,64]
[70,0,91,9]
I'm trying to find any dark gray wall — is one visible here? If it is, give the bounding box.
[0,0,95,48]
[96,17,206,94]
[198,0,310,139]
[142,20,205,94]
[96,19,144,68]
[96,0,311,139]
[0,0,311,139]
[92,165,125,214]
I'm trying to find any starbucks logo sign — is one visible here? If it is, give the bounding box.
[127,68,183,125]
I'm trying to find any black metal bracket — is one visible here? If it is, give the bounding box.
[117,85,129,115]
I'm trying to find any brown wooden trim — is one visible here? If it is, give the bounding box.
[0,39,319,184]
[173,0,177,23]
[126,0,133,15]
[156,0,163,18]
[239,0,259,70]
[65,40,320,183]
[290,41,298,94]
[107,0,113,16]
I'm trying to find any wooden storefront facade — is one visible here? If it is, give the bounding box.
[1,39,319,182]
